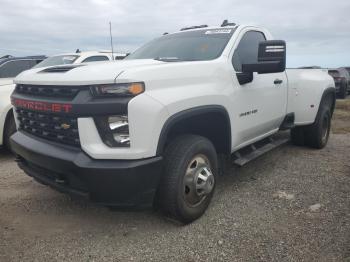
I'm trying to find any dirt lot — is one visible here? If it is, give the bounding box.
[1,99,349,262]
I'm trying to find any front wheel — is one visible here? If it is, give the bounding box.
[157,135,218,224]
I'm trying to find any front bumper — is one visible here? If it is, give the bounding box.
[11,132,163,208]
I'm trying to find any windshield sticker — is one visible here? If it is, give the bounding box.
[205,29,232,34]
[63,56,77,61]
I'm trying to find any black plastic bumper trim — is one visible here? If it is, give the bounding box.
[11,132,163,208]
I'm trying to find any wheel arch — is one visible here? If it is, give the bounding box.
[1,107,14,146]
[156,105,232,156]
[319,87,336,116]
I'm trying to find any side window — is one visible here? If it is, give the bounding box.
[232,31,266,72]
[82,56,110,63]
[0,60,36,78]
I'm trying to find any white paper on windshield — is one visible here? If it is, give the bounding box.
[205,29,232,34]
[63,56,76,61]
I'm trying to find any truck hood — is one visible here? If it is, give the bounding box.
[14,59,164,86]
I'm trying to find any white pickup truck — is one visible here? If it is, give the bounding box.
[10,22,335,223]
[0,55,46,149]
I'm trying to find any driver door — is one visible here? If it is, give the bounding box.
[230,30,288,149]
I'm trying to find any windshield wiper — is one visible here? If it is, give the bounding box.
[154,57,182,62]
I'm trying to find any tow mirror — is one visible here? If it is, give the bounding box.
[242,40,286,74]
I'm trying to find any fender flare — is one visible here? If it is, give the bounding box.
[0,107,14,146]
[319,87,336,115]
[156,105,232,155]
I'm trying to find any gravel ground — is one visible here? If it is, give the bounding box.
[0,107,350,261]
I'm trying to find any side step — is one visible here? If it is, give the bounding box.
[232,136,289,167]
[279,113,295,130]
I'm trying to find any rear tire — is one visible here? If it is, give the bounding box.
[304,105,331,149]
[290,97,332,149]
[3,111,16,152]
[157,135,218,224]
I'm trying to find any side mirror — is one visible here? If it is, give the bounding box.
[242,40,286,74]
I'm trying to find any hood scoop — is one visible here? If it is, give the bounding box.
[39,64,85,73]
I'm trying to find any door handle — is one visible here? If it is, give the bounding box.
[274,79,283,85]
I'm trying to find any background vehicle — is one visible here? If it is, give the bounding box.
[0,55,46,150]
[11,22,335,223]
[34,51,128,68]
[338,67,350,95]
[342,67,350,78]
[328,68,350,99]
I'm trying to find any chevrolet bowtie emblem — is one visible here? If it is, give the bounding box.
[61,123,71,130]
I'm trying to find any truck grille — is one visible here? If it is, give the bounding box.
[16,108,80,147]
[15,84,85,99]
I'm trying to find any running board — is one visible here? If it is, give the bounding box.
[232,136,289,167]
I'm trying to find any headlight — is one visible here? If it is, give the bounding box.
[94,115,130,147]
[90,82,144,97]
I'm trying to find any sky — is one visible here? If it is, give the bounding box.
[0,0,349,68]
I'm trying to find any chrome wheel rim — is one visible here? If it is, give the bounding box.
[183,155,215,207]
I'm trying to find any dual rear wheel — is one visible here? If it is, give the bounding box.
[291,99,332,149]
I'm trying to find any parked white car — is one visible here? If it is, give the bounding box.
[0,51,127,150]
[0,55,45,149]
[11,22,335,223]
[35,51,128,68]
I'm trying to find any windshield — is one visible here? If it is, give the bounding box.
[34,55,79,68]
[126,28,235,61]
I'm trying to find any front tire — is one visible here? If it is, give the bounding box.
[157,135,218,224]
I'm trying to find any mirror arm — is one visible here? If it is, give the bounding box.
[236,72,253,85]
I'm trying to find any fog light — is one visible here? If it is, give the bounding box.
[94,115,130,147]
[108,116,130,146]
[113,134,130,144]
